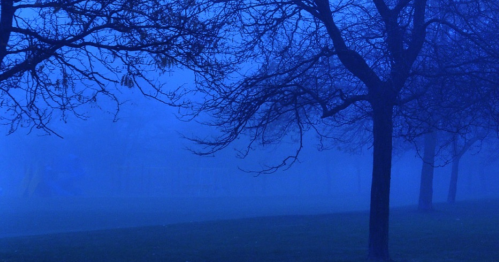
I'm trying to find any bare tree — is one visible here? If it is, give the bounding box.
[175,0,499,260]
[417,130,437,211]
[404,0,499,211]
[0,0,218,134]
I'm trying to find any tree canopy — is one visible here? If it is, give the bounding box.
[2,0,499,261]
[173,0,499,260]
[0,0,218,134]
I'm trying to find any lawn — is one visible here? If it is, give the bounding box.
[0,198,497,262]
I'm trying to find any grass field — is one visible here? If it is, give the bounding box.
[0,198,498,262]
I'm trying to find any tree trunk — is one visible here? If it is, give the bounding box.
[418,131,437,211]
[368,102,393,261]
[447,155,461,204]
[447,137,478,204]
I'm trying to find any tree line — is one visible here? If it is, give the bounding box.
[1,0,498,261]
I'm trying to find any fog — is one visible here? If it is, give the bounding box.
[1,78,498,239]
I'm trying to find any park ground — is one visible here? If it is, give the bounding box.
[0,197,497,261]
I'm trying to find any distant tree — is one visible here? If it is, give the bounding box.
[413,87,496,207]
[0,0,214,134]
[394,0,499,211]
[446,132,487,203]
[175,1,499,260]
[417,131,437,211]
[413,68,494,210]
[417,129,487,209]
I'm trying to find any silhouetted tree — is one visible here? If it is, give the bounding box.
[418,129,487,209]
[418,131,437,211]
[0,0,215,134]
[447,133,486,203]
[398,0,499,212]
[175,1,499,260]
[413,67,494,210]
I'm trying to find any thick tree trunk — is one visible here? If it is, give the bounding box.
[0,0,15,63]
[418,131,437,211]
[447,156,461,204]
[367,102,393,261]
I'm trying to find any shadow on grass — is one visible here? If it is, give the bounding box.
[0,198,498,262]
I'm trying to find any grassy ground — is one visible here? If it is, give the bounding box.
[0,198,498,262]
